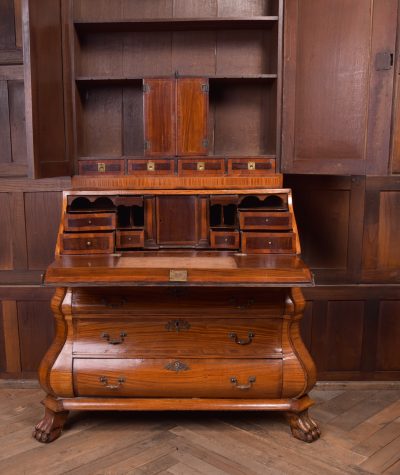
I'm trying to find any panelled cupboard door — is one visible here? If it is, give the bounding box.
[282,0,397,175]
[143,78,176,157]
[177,78,209,156]
[23,0,72,178]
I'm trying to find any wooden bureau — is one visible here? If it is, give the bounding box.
[33,186,320,444]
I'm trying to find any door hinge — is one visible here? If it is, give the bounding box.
[143,83,150,93]
[201,83,209,93]
[375,52,394,71]
[202,138,209,148]
[144,140,151,150]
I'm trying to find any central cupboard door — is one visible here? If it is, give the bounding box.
[282,0,397,175]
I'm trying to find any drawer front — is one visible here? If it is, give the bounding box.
[78,159,125,175]
[178,158,225,176]
[210,230,240,249]
[116,230,144,249]
[239,212,292,231]
[73,318,282,358]
[64,213,116,232]
[72,288,287,317]
[74,358,282,398]
[241,232,296,254]
[127,159,174,175]
[228,158,275,175]
[61,233,115,254]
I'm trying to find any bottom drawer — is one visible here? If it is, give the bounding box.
[74,358,282,398]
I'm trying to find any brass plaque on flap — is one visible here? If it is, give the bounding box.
[169,269,188,282]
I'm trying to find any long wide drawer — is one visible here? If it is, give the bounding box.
[71,287,287,317]
[73,318,282,358]
[73,358,282,398]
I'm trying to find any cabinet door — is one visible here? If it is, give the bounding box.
[282,0,397,175]
[23,0,72,178]
[177,78,209,156]
[143,78,176,157]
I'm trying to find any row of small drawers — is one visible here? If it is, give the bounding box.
[60,231,295,253]
[78,157,276,176]
[63,211,292,232]
[73,358,282,398]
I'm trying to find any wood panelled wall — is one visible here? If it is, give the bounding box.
[0,0,399,381]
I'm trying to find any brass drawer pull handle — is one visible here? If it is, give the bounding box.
[99,376,125,389]
[165,319,191,332]
[230,376,256,390]
[101,331,127,345]
[229,331,255,345]
[165,360,190,372]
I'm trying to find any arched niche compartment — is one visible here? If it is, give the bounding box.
[68,195,116,212]
[239,194,288,211]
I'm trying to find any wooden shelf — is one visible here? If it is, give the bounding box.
[74,17,279,33]
[75,75,278,83]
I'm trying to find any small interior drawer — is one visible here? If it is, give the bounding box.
[64,213,116,231]
[241,232,296,254]
[178,158,225,176]
[127,159,174,175]
[116,230,144,249]
[239,211,292,231]
[228,157,275,175]
[61,233,115,254]
[210,230,240,249]
[78,159,125,175]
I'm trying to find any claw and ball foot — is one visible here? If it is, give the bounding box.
[285,409,321,443]
[33,408,69,443]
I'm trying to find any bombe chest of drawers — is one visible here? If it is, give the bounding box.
[33,185,320,444]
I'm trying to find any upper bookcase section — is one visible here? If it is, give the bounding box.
[23,0,283,178]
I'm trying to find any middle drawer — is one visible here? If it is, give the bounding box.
[73,318,282,358]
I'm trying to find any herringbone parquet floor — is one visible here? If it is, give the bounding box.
[0,387,399,475]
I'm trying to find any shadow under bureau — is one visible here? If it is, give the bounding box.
[34,187,320,443]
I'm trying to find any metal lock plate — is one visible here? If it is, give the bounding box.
[248,161,256,171]
[197,162,205,171]
[169,269,188,282]
[97,163,106,173]
[147,161,155,172]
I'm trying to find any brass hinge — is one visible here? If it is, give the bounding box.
[143,83,150,93]
[375,52,393,71]
[202,138,209,148]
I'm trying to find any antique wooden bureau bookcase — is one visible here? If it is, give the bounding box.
[24,0,320,443]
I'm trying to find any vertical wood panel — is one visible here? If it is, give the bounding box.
[0,81,12,164]
[25,192,61,270]
[2,300,20,372]
[376,301,400,371]
[0,0,16,49]
[8,80,26,163]
[0,301,5,372]
[326,301,364,371]
[377,192,400,269]
[17,300,54,371]
[13,0,22,48]
[174,0,216,17]
[10,191,27,269]
[0,193,13,270]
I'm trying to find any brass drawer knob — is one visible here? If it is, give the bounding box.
[265,218,269,223]
[101,331,127,345]
[229,331,255,345]
[86,241,92,246]
[230,376,256,390]
[99,376,125,389]
[88,220,92,225]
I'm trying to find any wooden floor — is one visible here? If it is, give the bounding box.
[0,388,399,475]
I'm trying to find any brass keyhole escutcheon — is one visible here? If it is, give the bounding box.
[247,161,256,170]
[197,162,205,171]
[97,163,106,173]
[147,161,155,172]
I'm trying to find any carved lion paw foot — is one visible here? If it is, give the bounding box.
[285,409,321,443]
[33,409,69,443]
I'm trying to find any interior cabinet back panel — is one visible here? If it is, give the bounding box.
[211,79,276,156]
[177,78,208,156]
[144,79,176,157]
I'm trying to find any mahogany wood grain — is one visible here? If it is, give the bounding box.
[71,287,287,317]
[60,232,114,255]
[78,159,125,175]
[115,230,144,249]
[1,300,21,373]
[73,358,282,398]
[176,78,208,156]
[241,232,296,254]
[64,212,116,232]
[73,318,282,358]
[144,78,176,157]
[178,158,225,176]
[209,230,240,249]
[127,159,174,175]
[239,211,292,231]
[227,157,275,175]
